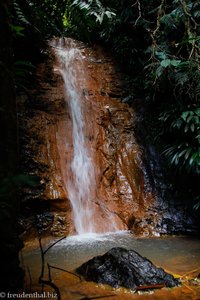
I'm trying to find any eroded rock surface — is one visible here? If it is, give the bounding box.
[18,49,72,237]
[76,247,180,289]
[18,38,197,238]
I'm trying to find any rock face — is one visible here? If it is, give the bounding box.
[18,38,197,237]
[18,48,72,237]
[76,247,180,289]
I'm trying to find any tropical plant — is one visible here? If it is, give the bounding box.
[67,0,115,41]
[67,0,200,210]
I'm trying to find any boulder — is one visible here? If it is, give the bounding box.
[76,247,180,290]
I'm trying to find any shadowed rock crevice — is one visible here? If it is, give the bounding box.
[76,247,180,290]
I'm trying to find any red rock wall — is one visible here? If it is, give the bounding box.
[19,39,162,237]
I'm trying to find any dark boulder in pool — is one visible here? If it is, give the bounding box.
[76,247,179,289]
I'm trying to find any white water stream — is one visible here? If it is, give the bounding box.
[52,38,97,234]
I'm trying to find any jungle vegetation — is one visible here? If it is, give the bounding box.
[12,0,200,210]
[0,0,199,291]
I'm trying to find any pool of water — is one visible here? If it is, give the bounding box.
[22,231,200,276]
[21,231,200,300]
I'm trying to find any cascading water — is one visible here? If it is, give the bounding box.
[52,38,119,234]
[50,37,173,237]
[53,39,96,234]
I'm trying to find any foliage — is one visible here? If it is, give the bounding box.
[143,1,200,186]
[159,108,200,173]
[12,0,69,38]
[11,0,29,37]
[11,0,68,91]
[68,0,116,41]
[66,0,200,210]
[11,0,199,210]
[72,0,115,24]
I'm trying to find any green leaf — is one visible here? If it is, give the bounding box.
[178,149,188,157]
[175,72,188,85]
[105,10,116,19]
[195,108,200,116]
[184,123,190,132]
[190,123,195,132]
[155,65,164,77]
[181,111,190,121]
[160,59,171,68]
[185,148,192,160]
[160,59,181,68]
[171,118,183,129]
[194,201,200,210]
[170,59,181,67]
[14,61,35,68]
[10,25,25,37]
[155,51,167,60]
[189,153,198,165]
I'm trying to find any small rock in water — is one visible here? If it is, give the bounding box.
[76,247,180,290]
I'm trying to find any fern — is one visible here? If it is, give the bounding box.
[196,83,200,98]
[71,0,115,25]
[175,72,188,86]
[163,143,200,174]
[13,0,30,25]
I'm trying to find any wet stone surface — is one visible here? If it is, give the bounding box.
[18,38,198,238]
[76,247,180,290]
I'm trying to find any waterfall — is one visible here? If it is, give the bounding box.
[51,38,98,234]
[19,38,195,238]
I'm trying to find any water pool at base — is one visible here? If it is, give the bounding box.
[21,232,200,299]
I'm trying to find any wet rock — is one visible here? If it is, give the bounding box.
[76,247,180,290]
[19,40,158,236]
[50,213,70,237]
[18,38,197,237]
[35,212,54,233]
[18,48,72,237]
